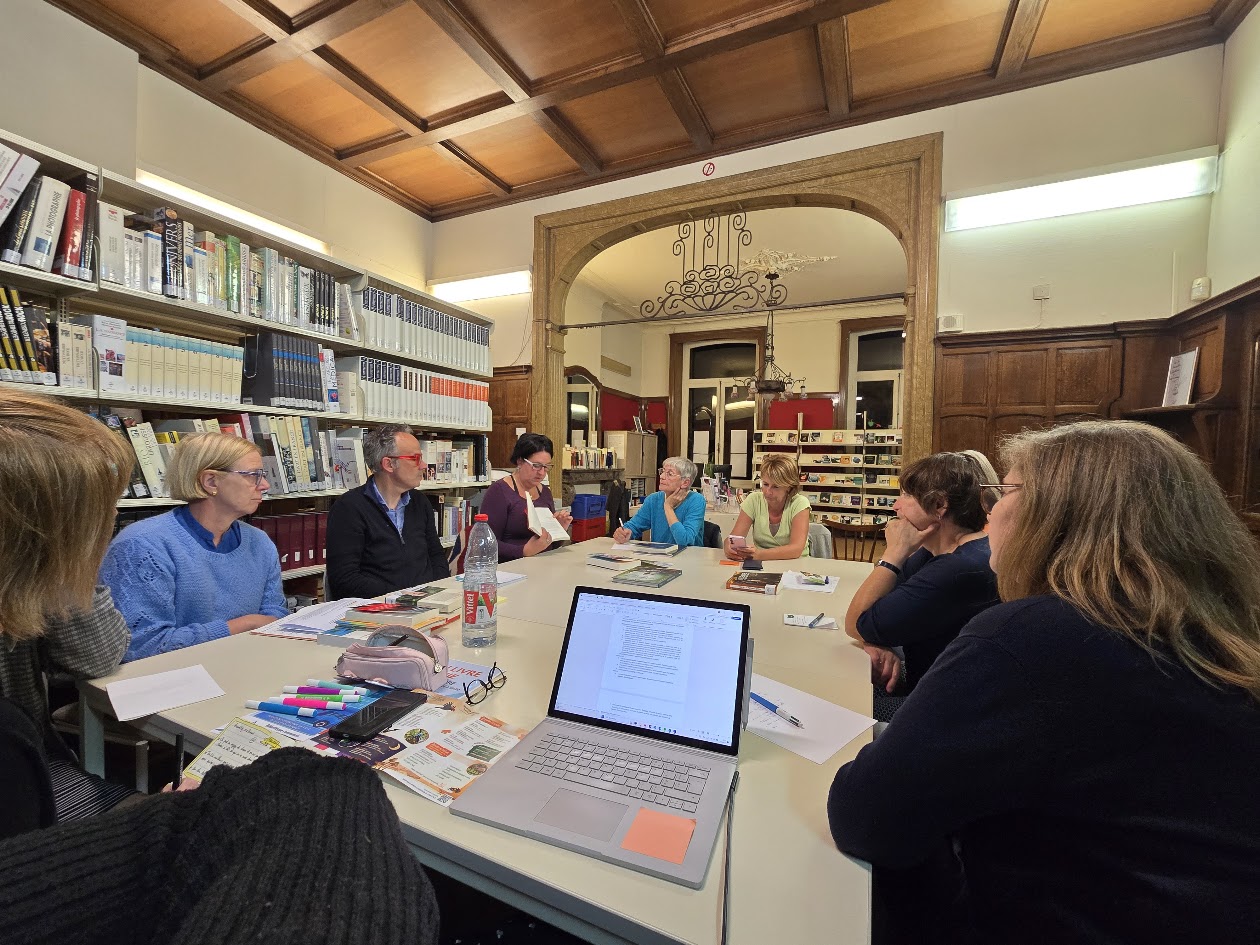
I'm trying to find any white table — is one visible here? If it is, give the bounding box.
[80,545,874,945]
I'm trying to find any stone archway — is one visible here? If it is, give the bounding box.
[531,133,942,463]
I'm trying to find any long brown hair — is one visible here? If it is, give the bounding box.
[999,420,1260,701]
[0,391,132,640]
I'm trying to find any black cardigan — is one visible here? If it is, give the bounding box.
[829,595,1260,945]
[0,748,439,945]
[325,481,450,600]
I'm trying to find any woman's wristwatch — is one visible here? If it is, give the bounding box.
[875,559,902,576]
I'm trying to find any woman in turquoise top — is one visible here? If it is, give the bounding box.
[612,456,706,548]
[726,453,811,561]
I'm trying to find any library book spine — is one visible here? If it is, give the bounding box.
[20,176,70,271]
[153,207,182,298]
[0,154,40,233]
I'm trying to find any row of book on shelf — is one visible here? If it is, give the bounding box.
[335,355,490,428]
[1,141,491,375]
[358,285,489,374]
[755,430,903,445]
[0,146,97,281]
[92,407,488,501]
[0,286,56,383]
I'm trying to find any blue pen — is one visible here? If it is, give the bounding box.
[750,692,804,728]
[808,612,826,628]
[246,700,317,717]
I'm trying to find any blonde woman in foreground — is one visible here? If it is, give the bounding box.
[828,420,1260,945]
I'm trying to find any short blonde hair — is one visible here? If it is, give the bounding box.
[758,453,801,499]
[0,390,131,640]
[999,420,1260,702]
[167,432,260,501]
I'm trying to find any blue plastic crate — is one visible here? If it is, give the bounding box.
[571,493,608,519]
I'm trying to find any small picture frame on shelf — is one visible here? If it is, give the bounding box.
[1161,349,1199,407]
[632,414,644,433]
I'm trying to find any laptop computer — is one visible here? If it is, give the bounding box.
[450,585,751,888]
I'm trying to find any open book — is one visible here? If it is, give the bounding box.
[527,499,570,542]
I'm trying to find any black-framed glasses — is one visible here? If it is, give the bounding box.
[464,662,507,705]
[214,468,268,487]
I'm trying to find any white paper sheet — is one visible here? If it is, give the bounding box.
[748,673,874,764]
[783,613,839,630]
[107,664,225,722]
[692,430,710,457]
[730,429,748,452]
[730,451,749,479]
[779,570,840,594]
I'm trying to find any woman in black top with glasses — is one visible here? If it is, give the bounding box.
[480,433,573,562]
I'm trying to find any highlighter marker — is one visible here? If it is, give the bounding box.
[284,686,361,699]
[307,679,369,694]
[265,696,350,710]
[246,700,316,717]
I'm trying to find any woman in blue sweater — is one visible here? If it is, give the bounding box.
[612,456,706,548]
[101,433,289,661]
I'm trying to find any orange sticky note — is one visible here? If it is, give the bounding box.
[619,808,696,864]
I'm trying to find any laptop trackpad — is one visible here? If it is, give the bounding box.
[533,789,628,842]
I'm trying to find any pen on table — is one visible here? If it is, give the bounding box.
[246,700,317,717]
[750,692,805,728]
[265,696,351,710]
[307,679,369,693]
[808,612,826,628]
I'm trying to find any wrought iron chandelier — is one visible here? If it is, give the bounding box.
[639,212,788,318]
[737,272,807,400]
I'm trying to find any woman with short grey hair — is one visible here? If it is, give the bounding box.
[612,456,706,548]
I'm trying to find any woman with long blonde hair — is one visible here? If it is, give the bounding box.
[828,421,1260,944]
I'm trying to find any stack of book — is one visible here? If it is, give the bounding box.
[0,146,98,282]
[242,330,339,412]
[253,511,329,572]
[611,561,683,588]
[725,571,783,595]
[318,602,455,647]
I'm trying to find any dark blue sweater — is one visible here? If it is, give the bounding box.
[830,595,1260,945]
[856,536,997,688]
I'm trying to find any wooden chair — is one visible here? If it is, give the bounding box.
[825,522,883,563]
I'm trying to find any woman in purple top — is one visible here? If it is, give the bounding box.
[480,433,573,562]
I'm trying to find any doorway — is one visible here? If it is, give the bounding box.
[682,341,758,481]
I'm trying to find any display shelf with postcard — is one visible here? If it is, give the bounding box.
[752,415,901,527]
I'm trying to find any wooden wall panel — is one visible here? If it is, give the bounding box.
[938,351,990,407]
[934,334,1122,464]
[1181,315,1226,402]
[490,366,533,468]
[936,415,989,455]
[995,350,1048,406]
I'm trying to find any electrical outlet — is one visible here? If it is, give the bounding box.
[1032,284,1051,301]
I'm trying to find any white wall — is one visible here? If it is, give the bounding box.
[0,0,431,290]
[462,293,532,366]
[1208,4,1260,293]
[0,0,138,174]
[637,300,904,398]
[433,48,1223,333]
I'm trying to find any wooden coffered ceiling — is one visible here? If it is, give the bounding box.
[46,0,1259,221]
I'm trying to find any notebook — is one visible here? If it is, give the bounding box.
[450,586,752,888]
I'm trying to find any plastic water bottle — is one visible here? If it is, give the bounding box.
[462,513,498,647]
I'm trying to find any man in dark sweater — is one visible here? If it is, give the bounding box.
[326,424,450,600]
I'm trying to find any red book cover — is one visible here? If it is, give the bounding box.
[300,512,317,565]
[52,189,86,278]
[254,515,276,553]
[316,510,328,564]
[276,514,296,570]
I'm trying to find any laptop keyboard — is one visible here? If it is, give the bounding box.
[516,732,709,813]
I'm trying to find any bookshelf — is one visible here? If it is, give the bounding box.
[0,126,493,585]
[753,420,902,527]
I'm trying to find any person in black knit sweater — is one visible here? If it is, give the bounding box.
[828,420,1260,945]
[0,743,439,945]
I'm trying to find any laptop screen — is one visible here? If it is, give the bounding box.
[548,587,750,756]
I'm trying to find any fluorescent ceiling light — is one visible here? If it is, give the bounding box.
[136,170,329,253]
[431,271,531,303]
[945,156,1218,232]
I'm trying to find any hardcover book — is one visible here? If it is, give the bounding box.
[612,562,683,588]
[725,571,783,595]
